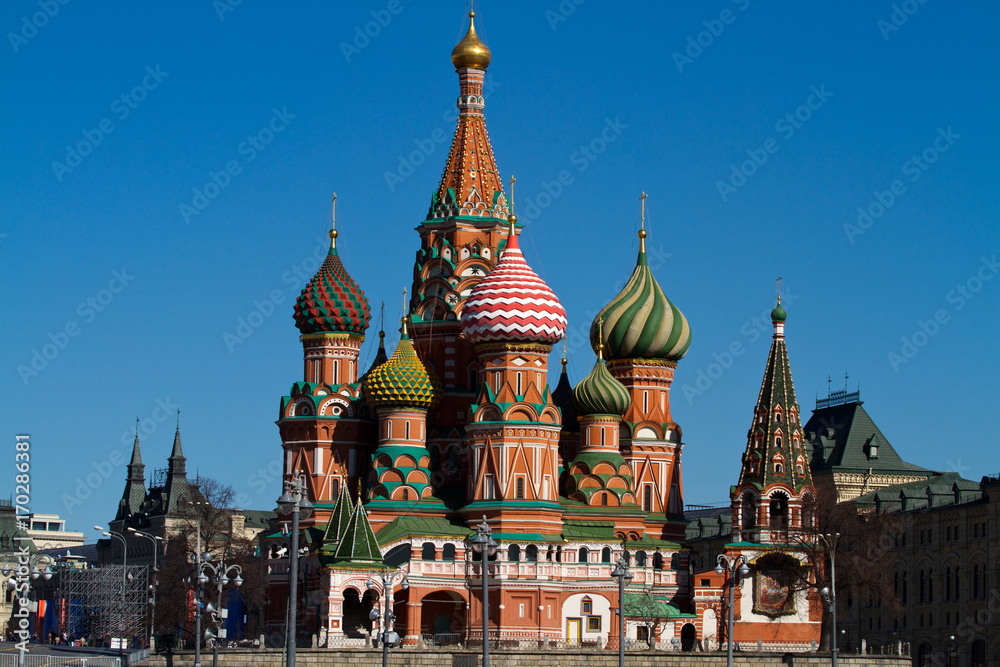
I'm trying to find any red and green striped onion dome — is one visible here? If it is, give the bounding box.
[294,242,371,335]
[460,218,568,345]
[590,230,690,361]
[362,323,438,410]
[571,356,631,416]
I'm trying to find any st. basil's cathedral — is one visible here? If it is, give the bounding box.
[264,12,823,651]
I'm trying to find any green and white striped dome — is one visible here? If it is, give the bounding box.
[590,230,691,361]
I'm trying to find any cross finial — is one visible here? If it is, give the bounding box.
[329,193,338,249]
[400,288,408,335]
[561,336,568,369]
[135,416,140,439]
[176,408,180,430]
[507,175,518,233]
[776,276,783,304]
[356,477,362,503]
[596,317,605,360]
[638,192,648,252]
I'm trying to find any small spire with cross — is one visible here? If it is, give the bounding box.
[776,276,783,304]
[596,317,605,360]
[400,288,408,335]
[507,174,518,233]
[329,193,338,249]
[638,191,648,252]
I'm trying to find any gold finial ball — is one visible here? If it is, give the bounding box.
[507,214,518,226]
[638,228,647,239]
[452,11,492,70]
[329,229,339,239]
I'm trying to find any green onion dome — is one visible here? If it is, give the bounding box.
[571,327,631,417]
[362,320,438,410]
[771,301,787,322]
[590,228,691,361]
[571,357,631,417]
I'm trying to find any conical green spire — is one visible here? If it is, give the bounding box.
[320,484,354,553]
[332,498,383,564]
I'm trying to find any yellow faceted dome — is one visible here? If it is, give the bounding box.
[362,321,438,410]
[451,12,491,70]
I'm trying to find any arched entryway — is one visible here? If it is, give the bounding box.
[916,643,932,667]
[971,639,986,667]
[342,587,378,638]
[680,623,696,651]
[420,590,466,645]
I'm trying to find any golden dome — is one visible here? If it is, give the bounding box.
[451,12,491,70]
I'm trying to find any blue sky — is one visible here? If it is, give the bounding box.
[2,1,998,538]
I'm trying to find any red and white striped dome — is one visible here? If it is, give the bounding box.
[460,226,567,345]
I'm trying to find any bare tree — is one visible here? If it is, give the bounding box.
[789,486,903,650]
[154,478,267,646]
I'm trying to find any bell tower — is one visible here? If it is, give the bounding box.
[731,287,817,544]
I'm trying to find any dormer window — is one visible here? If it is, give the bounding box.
[866,436,880,460]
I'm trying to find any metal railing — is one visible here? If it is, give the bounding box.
[0,655,121,667]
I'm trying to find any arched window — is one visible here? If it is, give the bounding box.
[578,547,589,564]
[442,544,456,561]
[600,429,606,447]
[973,564,980,600]
[601,547,611,563]
[742,493,757,529]
[516,478,525,500]
[643,485,652,512]
[951,566,956,601]
[422,542,436,561]
[601,492,608,506]
[774,462,783,474]
[581,596,593,614]
[635,551,647,566]
[919,569,925,603]
[508,544,521,562]
[653,553,664,570]
[642,391,648,413]
[946,567,952,600]
[525,545,538,562]
[775,435,782,447]
[405,421,411,440]
[769,493,788,530]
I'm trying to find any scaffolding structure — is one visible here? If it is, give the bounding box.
[61,565,148,645]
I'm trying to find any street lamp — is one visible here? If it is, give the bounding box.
[276,474,314,667]
[610,556,633,667]
[185,500,212,667]
[198,554,243,667]
[818,532,841,667]
[96,527,130,659]
[468,516,497,667]
[716,554,751,667]
[366,567,409,667]
[127,527,163,650]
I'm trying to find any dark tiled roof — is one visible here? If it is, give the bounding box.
[852,472,981,512]
[805,402,931,475]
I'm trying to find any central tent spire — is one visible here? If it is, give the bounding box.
[429,11,508,222]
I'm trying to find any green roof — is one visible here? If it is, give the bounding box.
[375,515,472,546]
[805,401,932,475]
